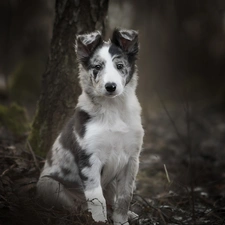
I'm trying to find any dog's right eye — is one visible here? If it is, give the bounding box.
[94,65,101,70]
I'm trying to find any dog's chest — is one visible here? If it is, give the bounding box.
[85,111,141,152]
[82,108,143,183]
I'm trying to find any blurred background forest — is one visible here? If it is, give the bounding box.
[0,0,225,224]
[1,0,225,112]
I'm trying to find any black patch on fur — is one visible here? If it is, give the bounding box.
[93,69,98,79]
[78,151,92,168]
[79,44,104,70]
[126,64,136,85]
[61,167,71,176]
[74,107,91,138]
[77,151,92,182]
[60,115,77,151]
[79,172,88,182]
[109,44,123,57]
[59,114,92,182]
[101,165,105,176]
[109,40,137,86]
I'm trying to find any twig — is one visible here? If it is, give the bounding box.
[27,141,40,171]
[164,164,171,183]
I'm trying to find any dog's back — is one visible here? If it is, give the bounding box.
[37,29,144,225]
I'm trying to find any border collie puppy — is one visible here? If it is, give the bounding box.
[37,29,144,225]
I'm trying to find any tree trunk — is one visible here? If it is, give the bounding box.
[29,0,109,156]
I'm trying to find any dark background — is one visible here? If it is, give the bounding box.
[0,1,225,224]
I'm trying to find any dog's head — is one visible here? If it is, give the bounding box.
[76,29,139,98]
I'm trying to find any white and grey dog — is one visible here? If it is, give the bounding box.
[37,29,144,225]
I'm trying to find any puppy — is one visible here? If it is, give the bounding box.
[37,29,144,225]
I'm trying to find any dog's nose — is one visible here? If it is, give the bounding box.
[105,82,117,93]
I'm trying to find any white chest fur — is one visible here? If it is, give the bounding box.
[78,93,144,187]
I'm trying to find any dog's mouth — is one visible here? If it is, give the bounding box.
[104,90,123,98]
[105,92,119,98]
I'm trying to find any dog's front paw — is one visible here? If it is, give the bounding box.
[85,187,107,222]
[112,213,129,225]
[91,209,108,223]
[88,203,107,223]
[128,210,139,221]
[87,198,107,222]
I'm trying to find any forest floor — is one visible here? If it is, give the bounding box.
[0,101,225,225]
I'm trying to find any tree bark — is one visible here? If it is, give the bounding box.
[29,0,109,156]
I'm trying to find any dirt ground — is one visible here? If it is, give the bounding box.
[0,101,225,225]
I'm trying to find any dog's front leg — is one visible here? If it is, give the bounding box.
[112,156,139,225]
[85,186,107,222]
[82,157,107,223]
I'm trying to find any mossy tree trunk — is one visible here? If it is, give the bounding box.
[30,0,109,156]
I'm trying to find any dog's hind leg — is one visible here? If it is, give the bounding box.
[103,180,117,219]
[37,177,74,208]
[112,156,139,225]
[37,177,85,210]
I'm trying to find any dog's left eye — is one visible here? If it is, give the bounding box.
[116,64,124,70]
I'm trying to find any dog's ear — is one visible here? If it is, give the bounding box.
[111,29,139,57]
[76,31,102,63]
